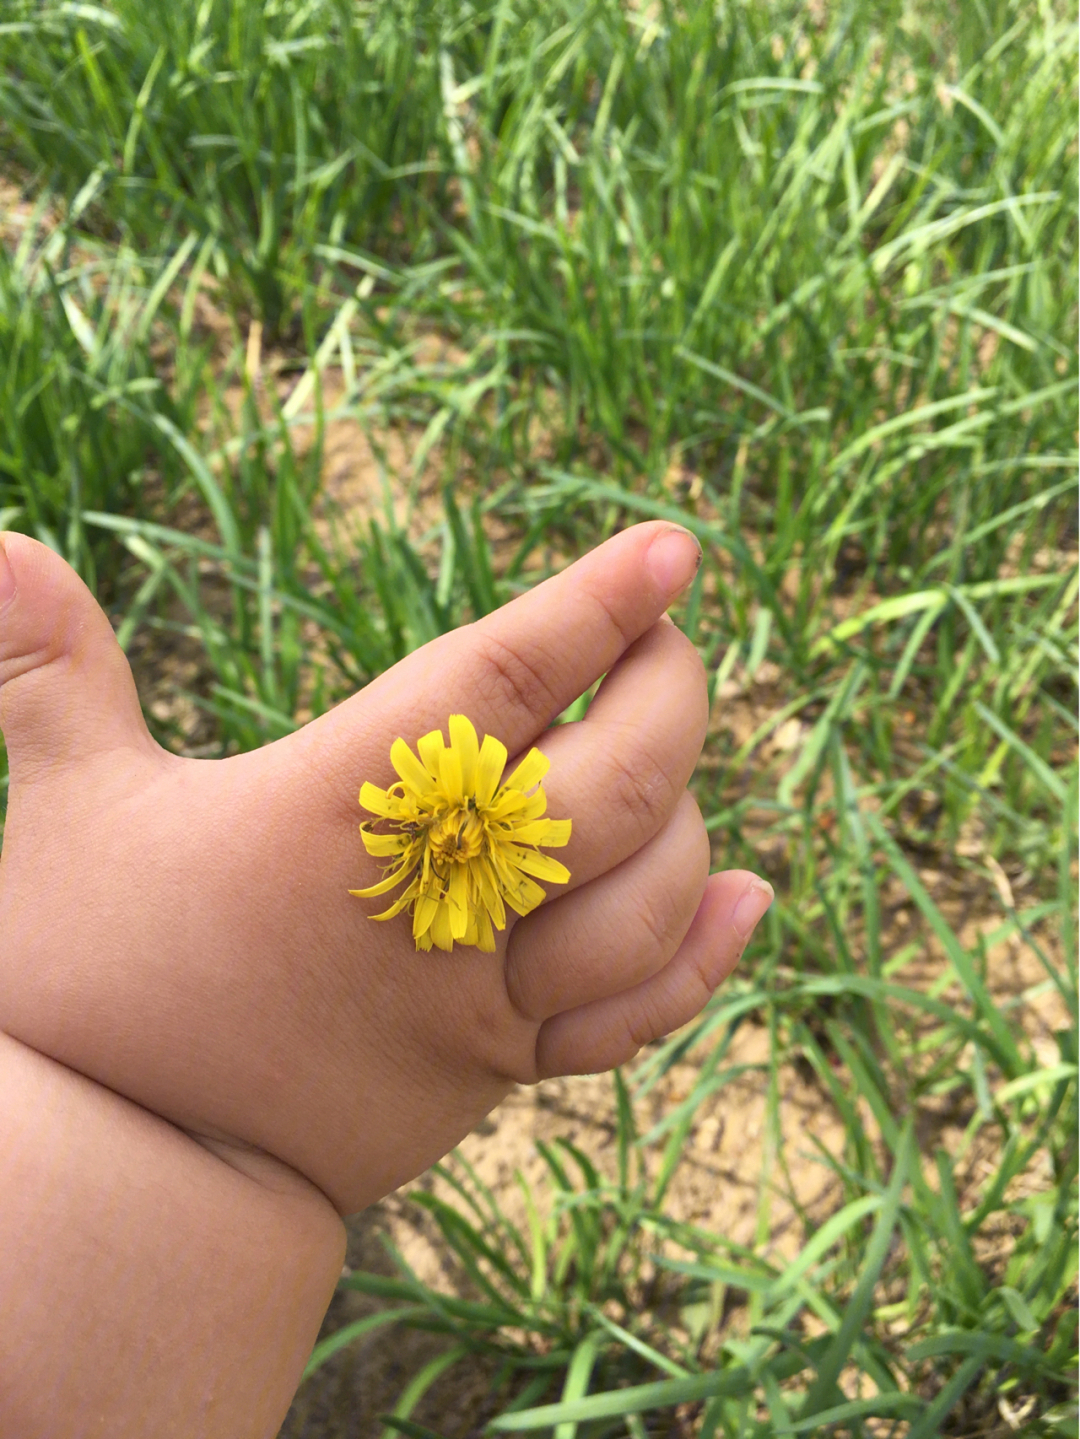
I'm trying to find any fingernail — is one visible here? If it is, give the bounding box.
[0,537,16,612]
[732,878,774,940]
[647,526,702,599]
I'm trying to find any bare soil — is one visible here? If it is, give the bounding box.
[279,867,1068,1438]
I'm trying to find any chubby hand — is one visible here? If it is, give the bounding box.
[0,522,772,1216]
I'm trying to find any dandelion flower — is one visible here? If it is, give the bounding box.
[350,714,572,953]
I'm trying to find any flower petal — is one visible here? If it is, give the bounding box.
[349,855,418,897]
[417,729,446,774]
[431,903,455,951]
[449,714,479,793]
[512,818,571,847]
[503,873,547,917]
[413,892,439,941]
[508,848,571,885]
[360,828,410,858]
[368,898,409,922]
[474,857,506,929]
[448,863,470,938]
[476,733,508,806]
[359,781,402,819]
[489,787,547,822]
[368,880,419,921]
[439,744,464,805]
[391,737,438,795]
[475,910,496,952]
[503,747,549,793]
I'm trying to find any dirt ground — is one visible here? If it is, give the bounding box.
[277,861,1069,1438]
[278,1038,847,1438]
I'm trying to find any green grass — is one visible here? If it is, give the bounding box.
[0,0,1076,1432]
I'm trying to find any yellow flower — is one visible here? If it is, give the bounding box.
[350,714,572,952]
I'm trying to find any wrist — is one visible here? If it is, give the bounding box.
[0,1031,344,1439]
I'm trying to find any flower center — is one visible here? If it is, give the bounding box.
[428,805,486,864]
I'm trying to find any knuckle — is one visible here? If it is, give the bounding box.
[503,946,547,1024]
[0,641,67,689]
[624,1002,664,1054]
[623,959,714,1057]
[681,948,721,1014]
[496,1048,541,1087]
[582,580,638,653]
[605,732,679,833]
[666,629,709,734]
[473,631,561,728]
[669,792,712,880]
[448,994,540,1087]
[634,886,681,957]
[679,626,709,687]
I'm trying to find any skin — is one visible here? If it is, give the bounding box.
[0,522,773,1437]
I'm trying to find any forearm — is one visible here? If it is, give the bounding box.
[0,1031,345,1439]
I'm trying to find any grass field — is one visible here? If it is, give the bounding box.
[1,0,1077,1433]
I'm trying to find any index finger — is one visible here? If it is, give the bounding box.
[305,521,702,795]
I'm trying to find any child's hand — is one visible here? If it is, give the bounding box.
[0,522,771,1217]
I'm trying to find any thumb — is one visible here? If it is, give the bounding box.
[0,533,153,780]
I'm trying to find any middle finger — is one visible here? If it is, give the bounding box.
[523,617,707,897]
[505,790,710,1021]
